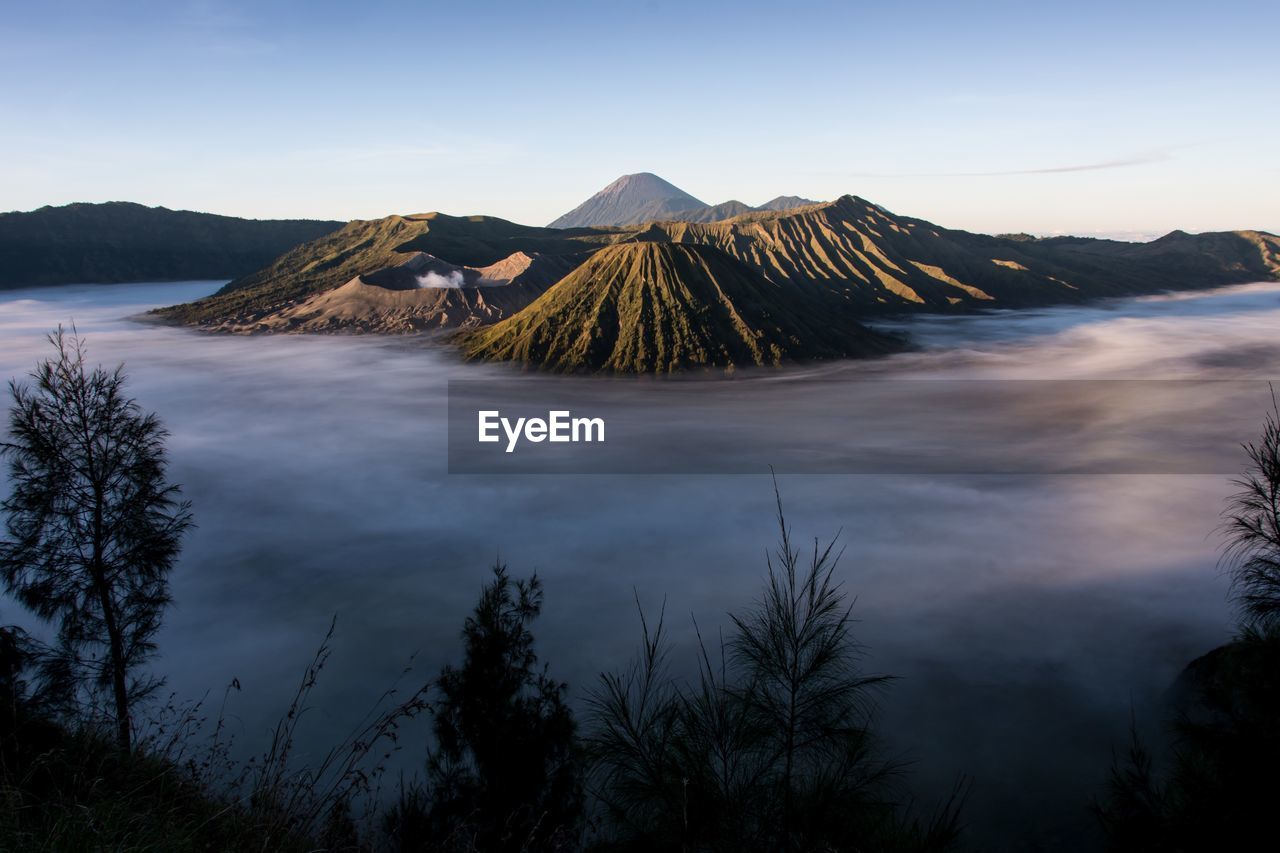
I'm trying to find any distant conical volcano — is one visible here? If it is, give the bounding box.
[548,173,818,228]
[548,173,706,228]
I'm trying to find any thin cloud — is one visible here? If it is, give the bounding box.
[841,152,1170,178]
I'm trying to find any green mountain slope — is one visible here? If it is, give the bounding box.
[0,202,341,289]
[459,242,903,373]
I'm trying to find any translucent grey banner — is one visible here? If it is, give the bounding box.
[446,378,1278,474]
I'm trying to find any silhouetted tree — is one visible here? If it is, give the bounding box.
[587,485,962,853]
[399,563,580,851]
[0,327,192,752]
[1222,388,1280,629]
[582,601,689,848]
[1096,629,1280,852]
[730,485,892,850]
[1097,389,1280,850]
[0,621,32,729]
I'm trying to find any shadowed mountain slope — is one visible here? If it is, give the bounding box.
[758,195,820,211]
[459,242,903,373]
[1023,228,1280,284]
[0,202,342,289]
[639,196,1280,310]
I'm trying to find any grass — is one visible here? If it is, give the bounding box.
[1,617,430,852]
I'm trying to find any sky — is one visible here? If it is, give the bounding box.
[2,0,1277,237]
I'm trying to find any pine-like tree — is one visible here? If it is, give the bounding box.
[418,563,580,851]
[1222,388,1280,628]
[0,327,192,752]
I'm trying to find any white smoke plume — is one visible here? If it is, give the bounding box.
[416,270,467,289]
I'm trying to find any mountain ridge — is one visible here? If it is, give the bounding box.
[152,191,1280,372]
[226,250,585,333]
[0,201,342,289]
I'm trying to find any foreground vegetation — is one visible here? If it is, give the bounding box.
[1095,392,1280,851]
[0,329,961,851]
[4,331,1280,850]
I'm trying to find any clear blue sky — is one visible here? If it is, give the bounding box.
[3,0,1277,237]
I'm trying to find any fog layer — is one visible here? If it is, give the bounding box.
[4,280,1280,849]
